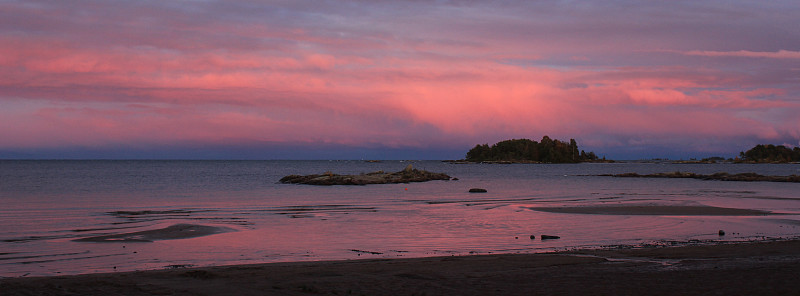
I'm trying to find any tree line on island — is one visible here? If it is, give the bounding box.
[460,138,797,164]
[464,136,603,163]
[739,144,800,163]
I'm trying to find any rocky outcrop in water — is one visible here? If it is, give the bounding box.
[602,172,800,183]
[279,165,452,185]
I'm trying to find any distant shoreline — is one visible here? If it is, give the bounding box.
[443,159,616,164]
[443,159,800,164]
[602,171,800,183]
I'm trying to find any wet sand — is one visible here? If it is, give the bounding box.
[530,205,774,216]
[3,240,799,295]
[73,224,233,242]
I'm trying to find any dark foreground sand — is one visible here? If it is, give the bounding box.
[3,240,800,295]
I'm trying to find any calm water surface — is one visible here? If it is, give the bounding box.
[1,160,799,277]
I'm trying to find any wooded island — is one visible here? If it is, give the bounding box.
[739,144,800,163]
[464,136,602,163]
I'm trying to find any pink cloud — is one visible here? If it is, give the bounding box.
[1,1,799,158]
[683,50,800,59]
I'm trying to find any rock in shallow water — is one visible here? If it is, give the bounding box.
[468,188,488,193]
[279,165,451,185]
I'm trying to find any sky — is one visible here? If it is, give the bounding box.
[1,0,799,160]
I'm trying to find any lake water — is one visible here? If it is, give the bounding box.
[2,160,799,277]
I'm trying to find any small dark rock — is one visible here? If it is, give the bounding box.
[719,230,725,236]
[469,188,488,193]
[541,235,560,240]
[529,235,535,240]
[451,177,459,181]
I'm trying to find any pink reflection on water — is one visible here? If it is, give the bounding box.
[3,162,800,277]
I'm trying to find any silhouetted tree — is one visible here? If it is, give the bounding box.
[466,144,491,161]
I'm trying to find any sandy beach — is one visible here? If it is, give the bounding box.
[3,239,799,295]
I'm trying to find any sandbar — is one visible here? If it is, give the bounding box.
[530,205,773,216]
[73,224,232,242]
[2,240,800,295]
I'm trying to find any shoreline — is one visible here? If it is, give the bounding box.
[3,239,800,295]
[529,205,775,216]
